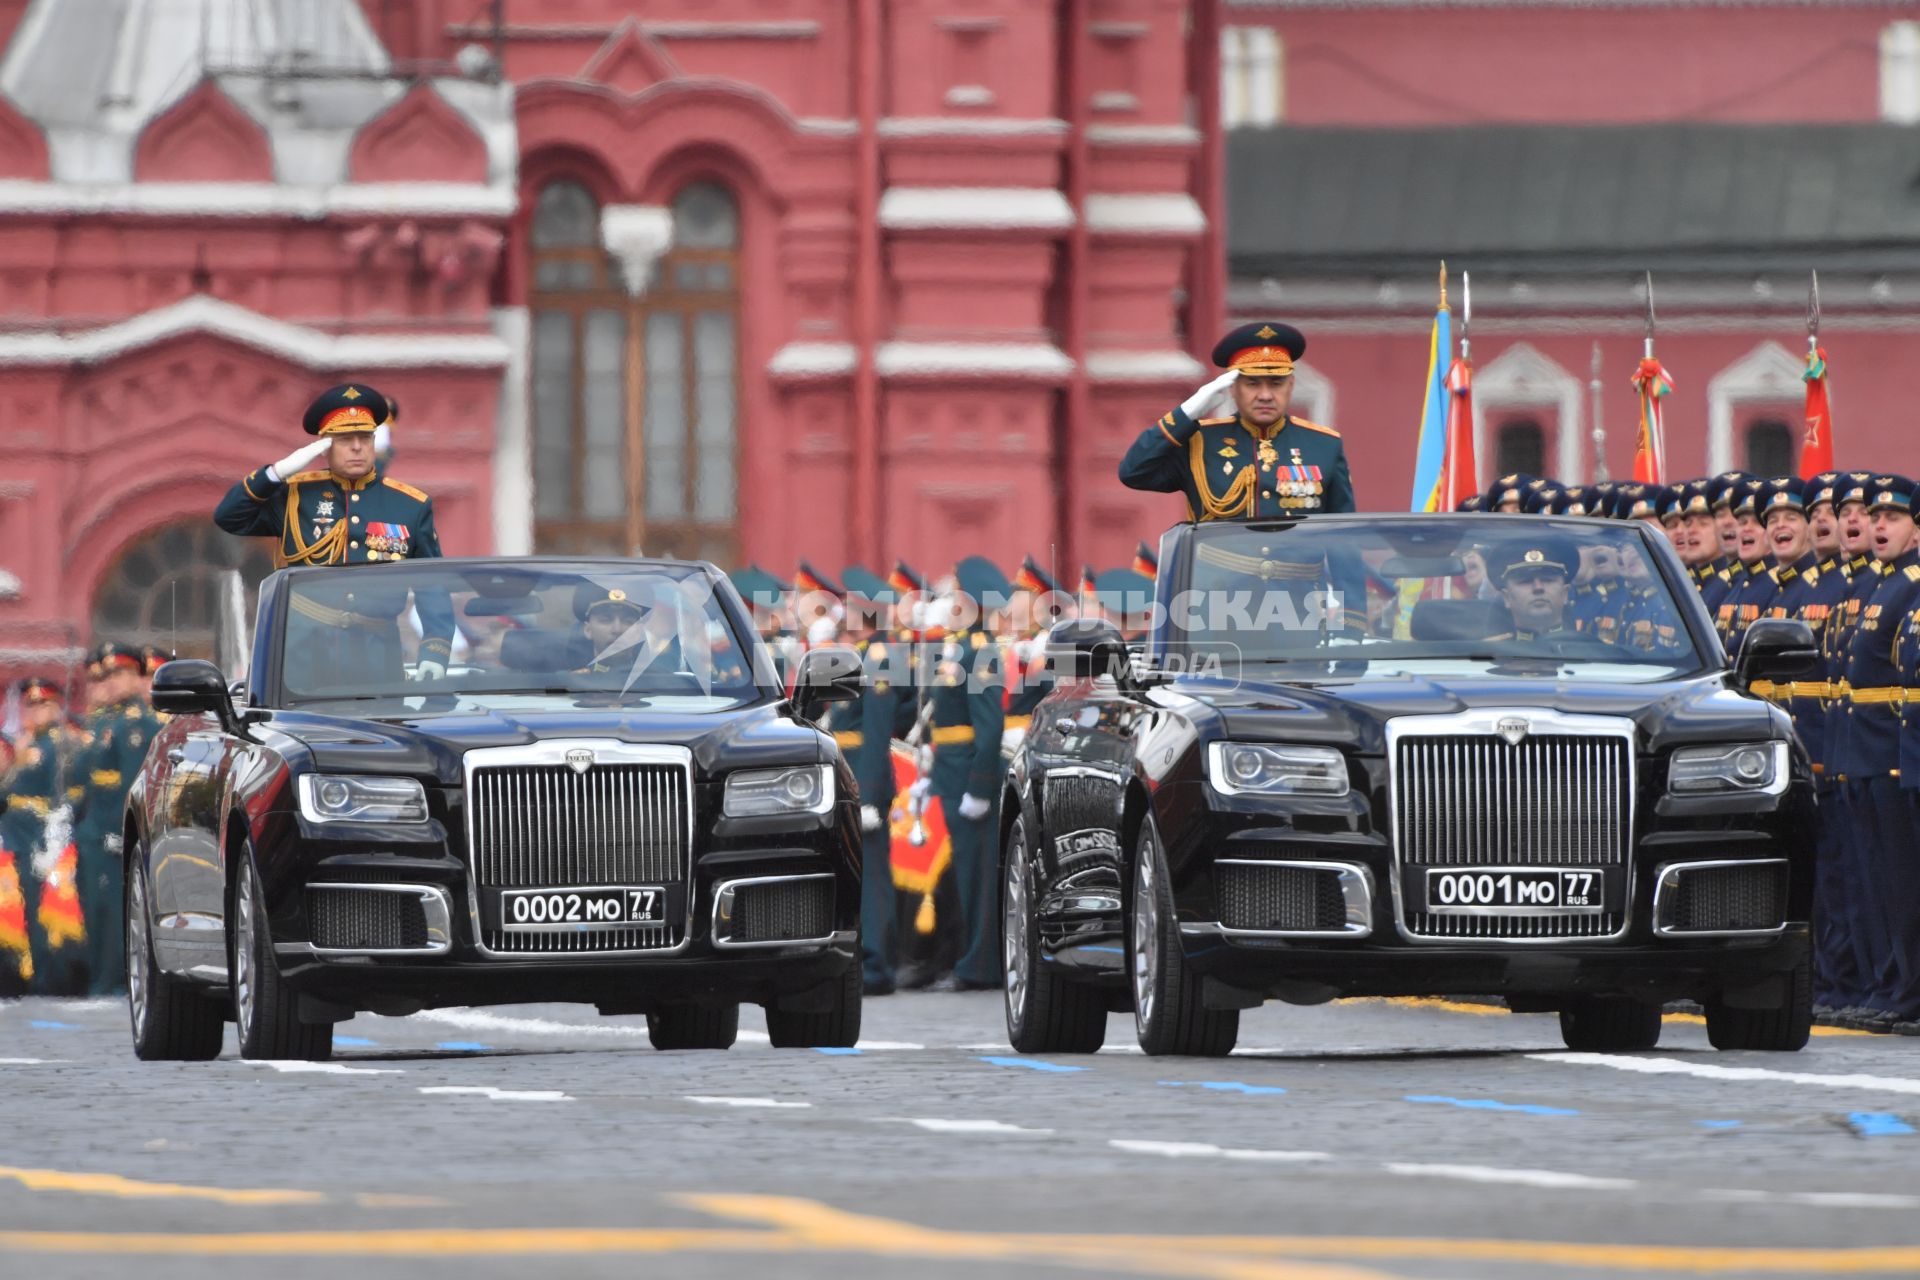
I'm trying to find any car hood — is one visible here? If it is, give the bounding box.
[1155,672,1781,755]
[263,701,822,784]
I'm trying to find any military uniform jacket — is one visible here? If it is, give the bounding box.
[1820,555,1878,786]
[0,726,73,859]
[215,463,443,568]
[67,698,161,857]
[1835,552,1920,778]
[1700,558,1738,617]
[1615,584,1684,653]
[927,629,1005,799]
[1898,606,1920,790]
[1119,407,1355,521]
[1760,555,1847,769]
[1716,559,1778,653]
[826,638,906,811]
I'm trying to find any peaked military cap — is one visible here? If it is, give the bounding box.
[1730,477,1771,517]
[572,581,650,622]
[1484,472,1537,509]
[1761,476,1808,518]
[1654,485,1688,523]
[1012,555,1060,595]
[1132,541,1159,580]
[1607,482,1646,519]
[1210,321,1305,377]
[1807,471,1841,509]
[142,644,167,675]
[303,383,391,437]
[1834,471,1874,508]
[955,555,1011,606]
[1093,568,1155,617]
[1455,494,1485,512]
[13,676,61,705]
[728,565,789,613]
[90,641,146,675]
[1522,483,1566,515]
[886,560,926,596]
[1672,479,1714,517]
[1492,536,1578,583]
[792,562,843,599]
[1867,475,1918,513]
[840,565,892,603]
[1708,471,1752,512]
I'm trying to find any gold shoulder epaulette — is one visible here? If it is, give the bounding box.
[383,477,430,502]
[1906,564,1920,582]
[287,469,331,483]
[1290,418,1340,438]
[1198,415,1237,426]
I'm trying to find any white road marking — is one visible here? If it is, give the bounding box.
[0,1058,63,1065]
[245,1060,402,1076]
[407,1008,768,1045]
[1533,1052,1920,1096]
[685,1096,813,1109]
[1109,1140,1329,1162]
[418,1086,571,1103]
[1386,1163,1636,1191]
[1700,1188,1920,1210]
[853,1039,926,1051]
[46,999,119,1012]
[894,1118,1054,1135]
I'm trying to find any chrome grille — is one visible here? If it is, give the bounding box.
[309,886,427,951]
[734,879,834,943]
[1662,862,1787,933]
[1405,912,1623,940]
[1394,735,1631,867]
[1216,863,1347,932]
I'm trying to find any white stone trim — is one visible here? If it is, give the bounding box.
[1086,124,1202,146]
[769,342,858,378]
[879,186,1075,231]
[1706,341,1806,476]
[0,295,510,369]
[490,306,531,557]
[1471,342,1584,484]
[943,85,998,108]
[600,204,674,296]
[1881,21,1920,124]
[876,342,1073,379]
[878,117,1069,138]
[1085,349,1206,382]
[0,180,515,219]
[797,117,860,136]
[1091,91,1140,113]
[1084,193,1207,236]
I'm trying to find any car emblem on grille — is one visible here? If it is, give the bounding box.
[564,748,595,774]
[1495,716,1529,745]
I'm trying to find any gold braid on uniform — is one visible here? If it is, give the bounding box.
[1193,542,1323,580]
[276,485,349,569]
[1187,433,1254,519]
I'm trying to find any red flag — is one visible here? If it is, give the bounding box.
[1799,346,1833,478]
[1630,357,1674,484]
[1439,357,1477,511]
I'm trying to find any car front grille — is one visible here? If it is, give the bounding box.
[1660,861,1788,933]
[309,886,429,951]
[1215,861,1349,932]
[732,879,835,944]
[467,755,691,954]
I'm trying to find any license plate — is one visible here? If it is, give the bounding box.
[498,886,667,930]
[1425,868,1604,913]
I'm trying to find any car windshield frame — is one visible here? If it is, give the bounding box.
[255,557,778,716]
[1147,514,1721,686]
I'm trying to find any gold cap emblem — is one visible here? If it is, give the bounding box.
[607,588,626,603]
[1524,549,1544,564]
[1255,325,1278,340]
[341,386,361,400]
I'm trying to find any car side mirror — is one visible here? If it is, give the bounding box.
[151,659,237,721]
[1045,618,1131,681]
[1735,618,1819,689]
[792,645,864,724]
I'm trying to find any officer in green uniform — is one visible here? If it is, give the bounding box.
[1005,556,1065,745]
[69,642,160,996]
[925,556,1009,992]
[727,566,796,690]
[1,677,79,992]
[833,566,910,995]
[1120,322,1355,520]
[215,384,453,686]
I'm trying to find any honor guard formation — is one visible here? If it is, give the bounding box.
[1453,465,1920,1034]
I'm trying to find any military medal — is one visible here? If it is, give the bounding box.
[1256,439,1278,471]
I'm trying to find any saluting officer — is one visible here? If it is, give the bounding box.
[1120,323,1354,520]
[69,642,160,996]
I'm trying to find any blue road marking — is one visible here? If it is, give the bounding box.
[435,1042,491,1052]
[1158,1080,1287,1096]
[28,1021,77,1030]
[1405,1095,1579,1117]
[334,1036,377,1048]
[1079,946,1124,954]
[1695,1120,1743,1129]
[812,1047,862,1056]
[977,1056,1087,1073]
[1847,1112,1915,1137]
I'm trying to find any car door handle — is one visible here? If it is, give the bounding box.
[1054,718,1077,735]
[166,747,186,764]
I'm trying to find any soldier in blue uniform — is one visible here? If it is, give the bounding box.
[1834,476,1920,1030]
[1120,322,1354,520]
[1668,481,1724,607]
[1484,537,1580,641]
[1895,588,1920,1032]
[215,384,453,685]
[67,642,160,995]
[1715,477,1778,653]
[0,677,80,992]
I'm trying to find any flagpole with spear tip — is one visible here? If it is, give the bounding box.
[1630,271,1673,485]
[1589,341,1607,483]
[1798,269,1834,478]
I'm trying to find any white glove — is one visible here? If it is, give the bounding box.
[908,777,932,804]
[407,659,447,683]
[957,793,991,821]
[1179,369,1239,420]
[267,439,330,483]
[860,804,882,833]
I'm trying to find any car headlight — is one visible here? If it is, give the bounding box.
[298,774,429,824]
[1667,742,1789,796]
[1207,742,1349,797]
[724,765,835,817]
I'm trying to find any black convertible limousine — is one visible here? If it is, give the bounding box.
[124,558,865,1062]
[1003,515,1820,1057]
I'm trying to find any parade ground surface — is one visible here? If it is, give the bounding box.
[2,994,1918,1279]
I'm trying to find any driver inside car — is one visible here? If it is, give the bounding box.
[1487,536,1578,641]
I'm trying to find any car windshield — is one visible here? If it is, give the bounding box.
[275,561,765,715]
[1155,516,1709,684]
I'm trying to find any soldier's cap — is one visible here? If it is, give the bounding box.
[1867,475,1918,514]
[1211,321,1305,377]
[1483,472,1537,509]
[1589,479,1618,500]
[1673,479,1714,517]
[1808,471,1841,509]
[1652,486,1687,522]
[955,555,1011,604]
[1492,536,1577,584]
[886,560,926,596]
[792,561,843,599]
[1012,555,1060,596]
[1093,568,1155,617]
[1731,477,1771,517]
[1132,540,1159,580]
[13,676,62,704]
[1521,483,1566,515]
[1077,564,1099,597]
[142,644,167,675]
[572,581,648,623]
[1835,472,1874,508]
[1708,471,1752,512]
[1455,494,1486,512]
[90,641,146,675]
[1622,484,1670,521]
[1605,482,1645,519]
[1549,490,1595,518]
[1761,476,1809,519]
[303,383,391,437]
[840,565,892,603]
[728,565,789,613]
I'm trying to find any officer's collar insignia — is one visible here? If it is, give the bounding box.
[1255,325,1278,339]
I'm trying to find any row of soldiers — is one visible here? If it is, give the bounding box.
[0,643,166,996]
[1472,467,1920,1033]
[727,551,1156,996]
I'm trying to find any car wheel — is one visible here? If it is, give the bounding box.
[765,966,862,1048]
[1129,819,1237,1057]
[1704,951,1813,1052]
[126,850,223,1062]
[1557,996,1662,1052]
[231,849,331,1062]
[1003,814,1106,1054]
[648,1003,740,1050]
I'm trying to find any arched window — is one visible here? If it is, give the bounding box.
[91,522,272,662]
[1744,418,1795,478]
[527,178,741,563]
[1495,418,1545,479]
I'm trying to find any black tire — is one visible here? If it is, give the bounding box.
[648,1002,740,1050]
[765,965,862,1048]
[1003,815,1106,1053]
[126,852,224,1062]
[231,849,331,1062]
[1558,996,1663,1052]
[1130,820,1237,1057]
[1705,953,1813,1052]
